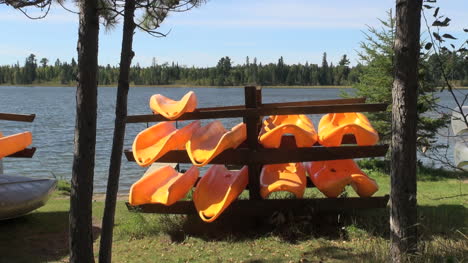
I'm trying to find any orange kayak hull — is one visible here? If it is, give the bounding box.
[259,115,318,148]
[132,121,200,167]
[0,132,32,159]
[305,159,378,198]
[193,165,248,222]
[305,160,353,198]
[129,165,199,206]
[149,91,197,120]
[260,163,307,198]
[186,121,246,167]
[318,113,379,146]
[350,174,379,197]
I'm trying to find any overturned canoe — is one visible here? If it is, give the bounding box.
[260,163,307,199]
[0,132,32,159]
[129,165,199,206]
[150,91,198,120]
[0,175,56,220]
[186,121,246,167]
[259,115,318,148]
[133,121,200,167]
[193,165,248,222]
[451,106,468,136]
[305,159,378,198]
[454,137,468,170]
[318,113,378,147]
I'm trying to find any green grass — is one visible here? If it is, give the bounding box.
[0,168,467,263]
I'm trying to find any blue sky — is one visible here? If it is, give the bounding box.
[0,0,466,67]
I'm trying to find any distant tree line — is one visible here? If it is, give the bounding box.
[0,52,466,86]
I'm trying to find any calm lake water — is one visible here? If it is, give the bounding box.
[0,86,463,193]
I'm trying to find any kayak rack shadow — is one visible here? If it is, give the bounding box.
[124,86,390,215]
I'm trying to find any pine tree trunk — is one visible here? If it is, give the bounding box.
[390,0,422,261]
[99,0,136,262]
[69,0,99,262]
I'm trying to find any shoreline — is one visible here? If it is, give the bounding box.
[2,83,468,89]
[0,83,353,89]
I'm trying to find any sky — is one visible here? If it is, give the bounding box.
[0,0,466,67]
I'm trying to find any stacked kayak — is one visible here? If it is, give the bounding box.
[258,112,379,199]
[129,91,381,222]
[0,132,33,159]
[0,129,56,220]
[130,91,248,222]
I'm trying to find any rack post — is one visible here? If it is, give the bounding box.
[244,86,262,200]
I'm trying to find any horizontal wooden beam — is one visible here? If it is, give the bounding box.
[4,147,36,158]
[198,97,367,111]
[125,144,388,164]
[0,113,35,122]
[126,103,387,123]
[259,103,387,116]
[126,195,389,216]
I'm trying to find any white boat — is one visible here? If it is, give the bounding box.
[451,106,468,136]
[0,175,56,220]
[454,137,468,170]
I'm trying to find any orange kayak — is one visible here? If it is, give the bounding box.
[305,159,378,198]
[259,115,318,148]
[260,163,307,199]
[0,132,32,159]
[129,165,199,206]
[193,165,248,222]
[132,120,200,167]
[149,91,197,120]
[350,174,379,197]
[186,121,246,167]
[318,113,378,147]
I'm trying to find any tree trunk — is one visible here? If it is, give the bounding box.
[390,0,422,261]
[99,0,136,262]
[69,0,99,262]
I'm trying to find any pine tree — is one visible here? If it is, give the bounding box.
[319,52,329,85]
[346,10,447,151]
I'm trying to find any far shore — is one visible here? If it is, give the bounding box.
[2,83,468,89]
[0,83,353,89]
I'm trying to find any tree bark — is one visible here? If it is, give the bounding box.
[69,0,99,262]
[390,0,422,261]
[99,0,136,262]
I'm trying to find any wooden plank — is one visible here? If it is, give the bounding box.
[4,147,36,158]
[261,97,366,108]
[124,144,389,164]
[257,103,387,116]
[135,97,367,113]
[125,103,387,123]
[0,113,35,122]
[126,195,389,216]
[125,109,248,123]
[244,86,262,200]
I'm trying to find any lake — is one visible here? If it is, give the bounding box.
[0,86,462,193]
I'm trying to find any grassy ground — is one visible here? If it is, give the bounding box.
[0,166,466,263]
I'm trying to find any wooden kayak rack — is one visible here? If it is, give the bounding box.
[124,86,390,216]
[0,112,36,159]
